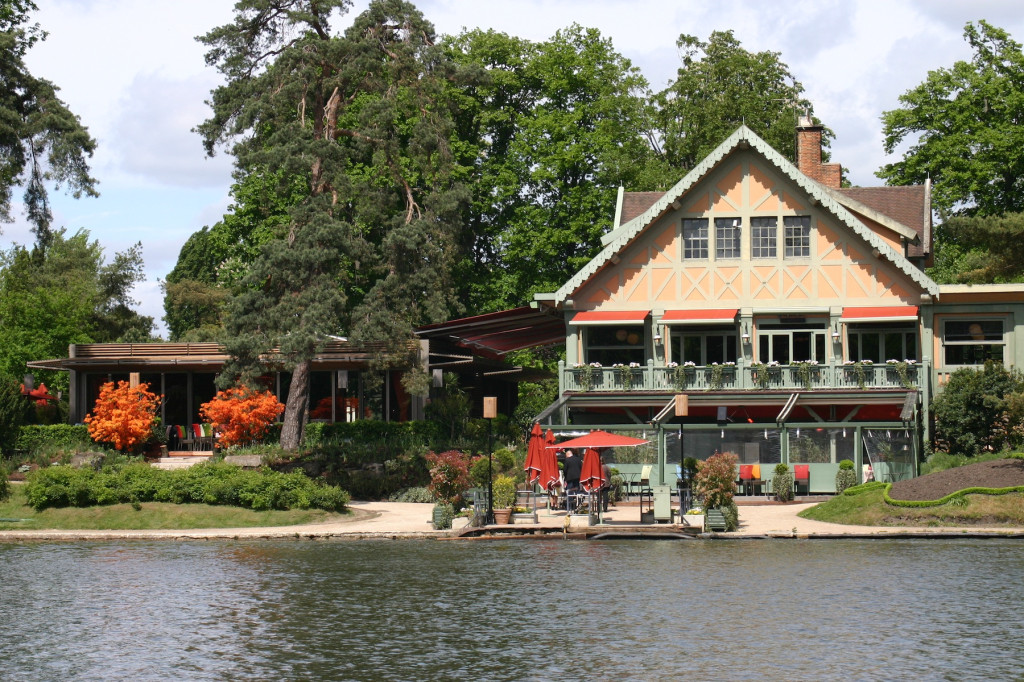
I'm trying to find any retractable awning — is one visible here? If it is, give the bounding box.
[661,309,739,324]
[570,310,650,325]
[840,306,919,323]
[415,306,565,356]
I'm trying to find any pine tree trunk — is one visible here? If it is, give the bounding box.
[280,359,311,450]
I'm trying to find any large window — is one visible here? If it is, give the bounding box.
[586,325,645,366]
[848,326,917,362]
[683,219,708,259]
[715,217,741,259]
[784,216,811,258]
[943,319,1004,365]
[671,326,738,365]
[751,217,777,258]
[757,321,827,364]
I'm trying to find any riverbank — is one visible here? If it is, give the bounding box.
[2,499,1023,541]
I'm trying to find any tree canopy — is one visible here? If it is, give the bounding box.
[655,30,825,173]
[0,229,154,390]
[198,0,467,448]
[878,21,1024,217]
[0,0,98,246]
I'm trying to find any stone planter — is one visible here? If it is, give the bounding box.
[682,514,705,531]
[567,514,592,531]
[452,516,471,530]
[512,511,538,524]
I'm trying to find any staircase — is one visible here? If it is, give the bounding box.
[151,451,212,470]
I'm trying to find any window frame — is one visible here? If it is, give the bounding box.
[714,217,742,259]
[942,319,1005,366]
[783,216,811,258]
[750,216,777,259]
[682,218,709,260]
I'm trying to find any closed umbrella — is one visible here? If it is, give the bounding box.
[539,431,561,492]
[524,422,544,485]
[580,448,606,493]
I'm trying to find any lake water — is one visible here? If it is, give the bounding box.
[1,538,1022,681]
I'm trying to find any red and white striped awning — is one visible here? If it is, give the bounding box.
[660,309,739,324]
[840,306,919,323]
[570,310,650,325]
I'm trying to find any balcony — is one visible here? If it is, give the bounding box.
[561,359,925,393]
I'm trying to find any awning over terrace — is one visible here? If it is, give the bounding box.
[661,309,739,324]
[415,306,565,357]
[840,306,919,323]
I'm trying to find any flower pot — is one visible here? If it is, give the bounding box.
[493,508,513,525]
[512,511,538,524]
[682,514,704,531]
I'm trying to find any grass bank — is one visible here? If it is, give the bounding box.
[799,486,1024,527]
[0,485,351,531]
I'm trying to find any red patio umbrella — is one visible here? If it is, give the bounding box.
[539,429,560,491]
[580,448,606,492]
[545,430,649,450]
[523,422,544,485]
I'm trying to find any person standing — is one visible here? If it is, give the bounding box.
[563,449,583,510]
[600,456,613,512]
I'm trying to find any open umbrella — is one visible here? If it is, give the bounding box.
[579,448,606,493]
[523,422,544,485]
[545,430,649,450]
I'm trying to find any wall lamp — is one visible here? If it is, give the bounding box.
[831,323,841,340]
[740,322,751,342]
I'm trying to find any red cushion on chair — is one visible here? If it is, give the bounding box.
[794,464,809,481]
[739,464,753,481]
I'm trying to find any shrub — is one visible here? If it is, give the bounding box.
[492,474,517,509]
[24,460,349,512]
[0,373,32,455]
[84,381,161,453]
[694,451,738,509]
[932,362,1024,455]
[838,458,854,470]
[835,468,857,494]
[388,487,435,503]
[432,502,454,530]
[0,467,9,501]
[200,386,284,448]
[424,450,472,505]
[14,424,91,456]
[772,464,794,502]
[842,481,888,496]
[720,499,739,531]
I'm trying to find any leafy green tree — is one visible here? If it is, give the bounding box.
[932,361,1024,455]
[0,229,154,390]
[445,25,671,313]
[879,21,1024,216]
[927,212,1024,284]
[655,30,824,173]
[0,372,32,454]
[0,0,98,246]
[198,0,467,449]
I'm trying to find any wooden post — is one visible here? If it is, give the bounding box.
[674,393,689,417]
[129,372,140,388]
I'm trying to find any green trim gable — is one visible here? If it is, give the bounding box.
[554,125,939,304]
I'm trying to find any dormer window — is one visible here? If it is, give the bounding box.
[715,218,741,259]
[784,216,811,258]
[683,218,708,259]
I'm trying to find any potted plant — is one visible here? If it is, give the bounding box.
[682,507,705,531]
[492,474,517,524]
[772,463,794,502]
[886,359,916,388]
[707,361,736,390]
[573,361,602,391]
[613,362,642,390]
[668,361,696,391]
[749,360,779,389]
[792,360,819,390]
[511,504,538,524]
[843,360,872,389]
[835,459,857,494]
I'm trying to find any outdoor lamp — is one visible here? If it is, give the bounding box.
[484,396,497,525]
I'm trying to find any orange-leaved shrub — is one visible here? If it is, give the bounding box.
[200,386,284,448]
[425,450,474,505]
[694,450,738,510]
[84,381,162,452]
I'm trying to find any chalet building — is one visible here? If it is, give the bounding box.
[499,119,1023,493]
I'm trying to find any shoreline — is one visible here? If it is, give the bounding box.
[2,500,1023,542]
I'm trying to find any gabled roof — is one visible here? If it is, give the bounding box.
[552,125,939,304]
[835,184,931,257]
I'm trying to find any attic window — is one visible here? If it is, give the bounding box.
[784,216,811,258]
[683,219,708,259]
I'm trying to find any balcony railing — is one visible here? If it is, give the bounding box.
[561,359,926,393]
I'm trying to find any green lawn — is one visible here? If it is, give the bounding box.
[799,488,1024,527]
[0,485,352,531]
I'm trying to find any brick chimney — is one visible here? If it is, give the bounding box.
[796,114,841,188]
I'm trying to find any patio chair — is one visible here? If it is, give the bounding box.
[793,464,810,497]
[175,425,194,451]
[738,464,754,496]
[749,464,765,496]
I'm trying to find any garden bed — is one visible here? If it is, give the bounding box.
[889,458,1024,501]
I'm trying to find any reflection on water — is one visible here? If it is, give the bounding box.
[1,538,1022,680]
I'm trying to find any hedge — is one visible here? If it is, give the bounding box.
[303,420,443,447]
[15,425,91,454]
[882,483,1024,508]
[24,461,350,512]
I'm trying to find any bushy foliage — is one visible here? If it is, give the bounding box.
[200,386,284,448]
[932,362,1024,455]
[431,502,454,530]
[15,424,92,454]
[0,468,9,501]
[0,373,32,454]
[835,468,857,494]
[694,451,737,509]
[424,450,473,505]
[842,481,888,496]
[492,474,517,509]
[773,467,794,502]
[84,381,161,452]
[388,487,435,503]
[24,461,349,512]
[720,499,739,532]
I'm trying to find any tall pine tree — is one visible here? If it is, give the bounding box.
[197,0,466,448]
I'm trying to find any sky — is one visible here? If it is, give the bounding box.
[5,0,1024,338]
